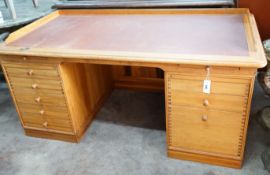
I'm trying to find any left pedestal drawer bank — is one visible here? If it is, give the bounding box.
[2,61,80,142]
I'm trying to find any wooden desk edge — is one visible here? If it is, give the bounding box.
[0,47,266,69]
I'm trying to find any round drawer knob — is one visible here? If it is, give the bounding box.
[39,110,45,115]
[43,121,48,128]
[203,99,209,107]
[202,115,208,122]
[32,84,38,89]
[27,70,34,76]
[35,97,41,103]
[23,57,27,61]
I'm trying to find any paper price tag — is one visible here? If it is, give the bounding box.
[203,80,211,94]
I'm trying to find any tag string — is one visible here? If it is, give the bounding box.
[206,66,210,80]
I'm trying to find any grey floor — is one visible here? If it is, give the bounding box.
[0,78,270,175]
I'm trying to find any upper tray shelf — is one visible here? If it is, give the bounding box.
[0,9,267,68]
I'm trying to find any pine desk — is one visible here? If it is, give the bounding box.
[0,9,266,168]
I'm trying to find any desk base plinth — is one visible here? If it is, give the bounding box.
[168,149,242,169]
[25,129,79,143]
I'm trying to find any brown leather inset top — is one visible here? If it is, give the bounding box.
[8,14,249,56]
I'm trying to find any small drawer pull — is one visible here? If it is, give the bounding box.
[39,110,45,115]
[32,84,38,89]
[27,70,34,76]
[203,99,209,107]
[43,122,48,128]
[35,97,41,103]
[202,115,208,122]
[23,56,27,61]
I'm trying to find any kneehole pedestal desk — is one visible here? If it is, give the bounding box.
[0,9,266,168]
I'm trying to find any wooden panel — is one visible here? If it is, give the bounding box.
[165,65,256,77]
[169,106,244,158]
[24,128,78,143]
[3,62,58,70]
[170,91,247,113]
[12,87,64,95]
[13,91,67,106]
[19,106,70,120]
[4,64,59,79]
[21,113,45,129]
[112,65,164,91]
[60,63,113,139]
[168,150,242,169]
[21,113,71,127]
[22,115,73,132]
[170,78,248,96]
[8,77,62,90]
[130,67,158,78]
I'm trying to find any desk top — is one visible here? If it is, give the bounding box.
[0,9,266,68]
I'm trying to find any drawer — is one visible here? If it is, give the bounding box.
[13,91,67,106]
[21,114,46,129]
[18,104,73,133]
[17,103,70,120]
[3,63,59,79]
[12,86,64,96]
[168,106,244,158]
[170,91,247,113]
[169,76,249,96]
[8,77,63,90]
[21,109,73,132]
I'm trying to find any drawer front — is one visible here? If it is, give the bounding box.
[18,103,71,120]
[3,63,59,79]
[12,87,64,96]
[168,106,245,158]
[8,77,63,90]
[170,76,249,96]
[170,91,246,113]
[13,91,67,106]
